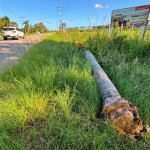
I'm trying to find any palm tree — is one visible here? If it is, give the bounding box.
[84,50,143,134]
[61,23,66,30]
[34,24,39,32]
[23,20,29,33]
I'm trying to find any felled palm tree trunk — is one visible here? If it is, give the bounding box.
[84,50,143,135]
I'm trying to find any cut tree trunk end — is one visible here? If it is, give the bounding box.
[84,50,143,135]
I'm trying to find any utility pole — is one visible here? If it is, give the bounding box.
[20,17,25,31]
[57,7,63,30]
[87,17,91,30]
[97,14,98,30]
[20,17,25,22]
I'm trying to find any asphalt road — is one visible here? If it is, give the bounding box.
[0,33,51,74]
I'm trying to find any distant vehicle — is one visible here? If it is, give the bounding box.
[2,26,25,40]
[36,31,40,35]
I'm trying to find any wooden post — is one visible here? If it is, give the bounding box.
[130,24,134,38]
[143,20,149,40]
[120,23,123,35]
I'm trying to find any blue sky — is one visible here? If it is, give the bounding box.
[0,0,149,31]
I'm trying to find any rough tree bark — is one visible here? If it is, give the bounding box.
[84,50,143,135]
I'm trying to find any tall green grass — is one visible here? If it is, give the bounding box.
[0,32,102,149]
[81,30,150,124]
[1,30,150,149]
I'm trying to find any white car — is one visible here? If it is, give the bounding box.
[2,27,25,40]
[36,31,40,35]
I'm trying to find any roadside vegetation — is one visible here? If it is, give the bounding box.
[0,29,150,149]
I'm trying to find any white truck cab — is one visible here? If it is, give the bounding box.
[2,26,25,40]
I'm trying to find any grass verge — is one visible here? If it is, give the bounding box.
[0,30,150,149]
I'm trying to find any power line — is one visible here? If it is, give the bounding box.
[57,0,63,7]
[0,2,21,17]
[62,0,75,16]
[62,0,67,7]
[0,6,20,16]
[0,6,20,17]
[0,2,58,23]
[59,0,64,7]
[29,15,59,22]
[62,0,71,15]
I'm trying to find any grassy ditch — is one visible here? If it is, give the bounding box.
[0,31,150,149]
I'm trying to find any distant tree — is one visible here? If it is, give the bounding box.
[38,22,48,33]
[61,23,66,30]
[0,18,5,34]
[3,16,10,26]
[9,21,18,27]
[74,27,78,30]
[38,22,44,32]
[29,25,33,33]
[81,26,84,30]
[23,20,29,33]
[34,24,39,32]
[104,25,108,29]
[0,16,10,35]
[92,26,97,29]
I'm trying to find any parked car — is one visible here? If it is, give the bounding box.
[2,26,25,40]
[36,31,40,35]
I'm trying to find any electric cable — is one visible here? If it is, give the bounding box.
[62,0,75,16]
[62,0,72,15]
[62,0,67,7]
[0,6,20,17]
[29,15,59,22]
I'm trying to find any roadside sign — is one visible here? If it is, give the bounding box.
[111,5,150,26]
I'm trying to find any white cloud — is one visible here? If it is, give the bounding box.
[95,4,109,9]
[95,4,103,8]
